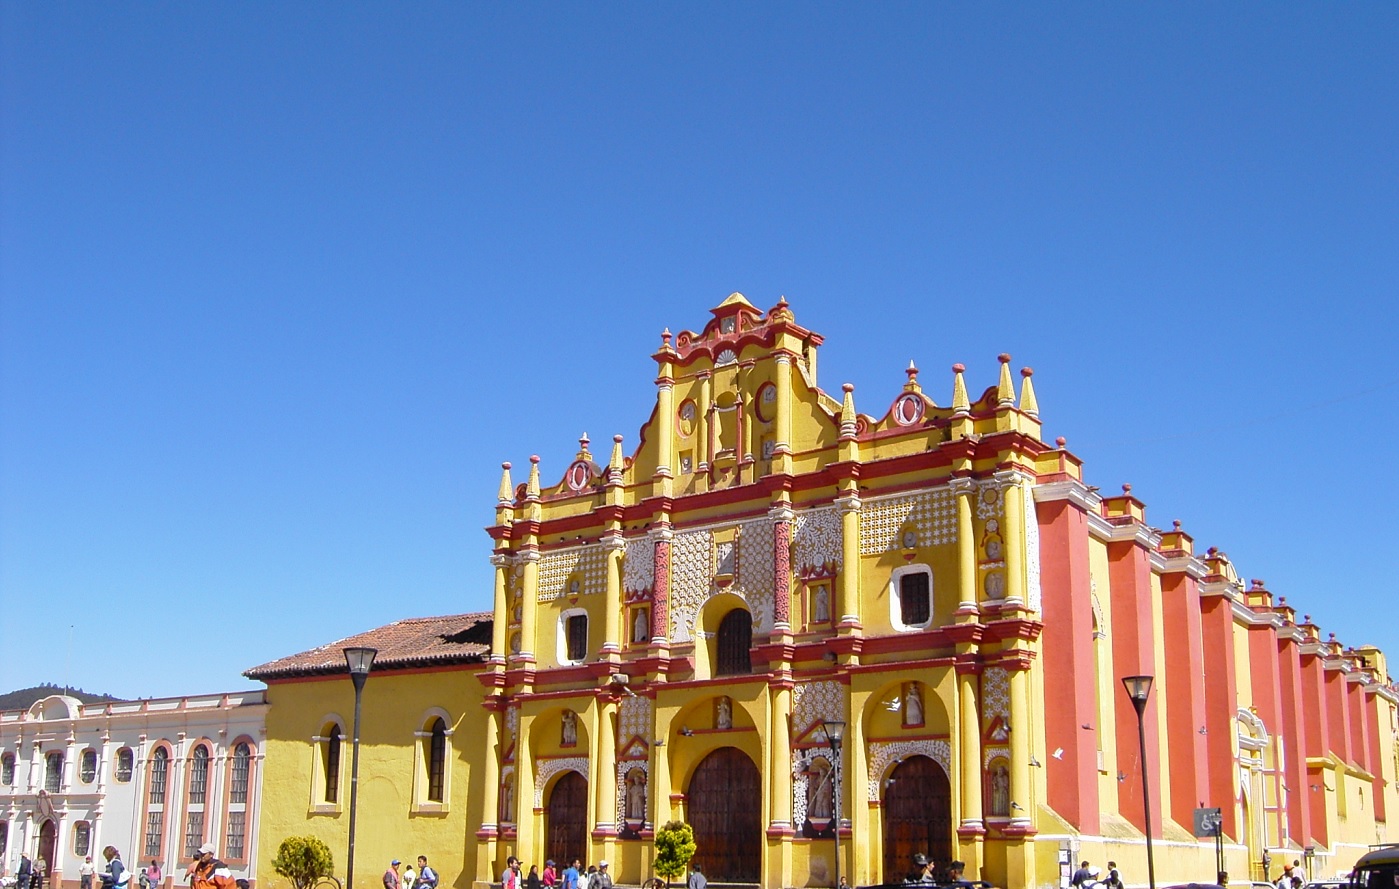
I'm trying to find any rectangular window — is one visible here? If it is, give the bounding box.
[566,614,588,662]
[144,812,163,858]
[45,752,63,792]
[184,812,205,859]
[900,572,930,626]
[226,812,245,860]
[323,736,340,804]
[74,822,91,857]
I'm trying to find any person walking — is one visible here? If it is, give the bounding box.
[102,847,128,889]
[384,860,402,889]
[501,858,521,889]
[415,858,437,889]
[561,860,580,889]
[186,844,236,889]
[686,863,705,889]
[592,862,613,889]
[542,862,557,889]
[146,860,163,889]
[524,866,541,889]
[1070,861,1093,889]
[402,861,416,889]
[1104,861,1122,889]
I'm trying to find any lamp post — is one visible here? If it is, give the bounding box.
[344,647,377,889]
[822,719,847,889]
[1121,676,1155,889]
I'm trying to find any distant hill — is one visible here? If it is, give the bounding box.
[0,684,124,711]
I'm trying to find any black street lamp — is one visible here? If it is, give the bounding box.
[822,719,847,889]
[1121,676,1155,889]
[345,647,377,889]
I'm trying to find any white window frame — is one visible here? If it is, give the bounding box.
[889,564,934,631]
[309,714,346,815]
[411,708,454,814]
[557,607,589,666]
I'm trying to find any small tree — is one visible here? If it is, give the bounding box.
[654,820,697,889]
[273,836,334,889]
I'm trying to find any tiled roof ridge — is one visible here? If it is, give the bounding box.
[244,611,493,682]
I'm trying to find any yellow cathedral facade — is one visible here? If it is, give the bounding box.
[247,294,1399,889]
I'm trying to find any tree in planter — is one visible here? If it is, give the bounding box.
[272,836,335,889]
[653,821,697,889]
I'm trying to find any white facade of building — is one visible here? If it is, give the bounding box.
[0,693,267,889]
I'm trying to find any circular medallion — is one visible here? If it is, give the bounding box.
[565,460,593,492]
[677,400,697,437]
[901,530,918,549]
[893,393,925,426]
[755,383,777,422]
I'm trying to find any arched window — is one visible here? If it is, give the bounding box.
[230,744,251,803]
[184,744,210,858]
[45,751,64,792]
[225,741,253,861]
[145,746,171,858]
[149,748,169,804]
[1,753,14,785]
[716,608,753,676]
[323,730,341,804]
[80,749,98,784]
[427,718,447,802]
[115,748,134,783]
[73,821,91,856]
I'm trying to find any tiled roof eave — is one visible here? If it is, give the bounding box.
[244,650,488,682]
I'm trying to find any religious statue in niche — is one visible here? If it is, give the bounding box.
[561,710,578,747]
[509,632,522,654]
[715,696,733,730]
[983,520,1004,561]
[985,571,1005,599]
[807,757,834,819]
[633,608,649,644]
[812,585,830,623]
[567,578,581,599]
[624,767,647,820]
[903,682,925,728]
[989,763,1010,817]
[499,773,515,824]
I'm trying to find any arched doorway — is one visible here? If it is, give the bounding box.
[546,771,587,868]
[688,747,761,881]
[38,820,57,879]
[882,756,952,881]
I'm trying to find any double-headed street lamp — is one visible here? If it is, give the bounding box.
[1121,675,1156,889]
[822,719,847,889]
[345,647,378,889]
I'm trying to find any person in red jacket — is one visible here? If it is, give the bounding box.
[185,845,235,889]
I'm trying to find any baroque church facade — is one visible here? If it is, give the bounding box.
[248,294,1399,889]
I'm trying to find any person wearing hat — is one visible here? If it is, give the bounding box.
[185,845,235,889]
[384,861,402,889]
[542,861,557,889]
[905,853,935,884]
[1275,863,1295,889]
[591,862,612,889]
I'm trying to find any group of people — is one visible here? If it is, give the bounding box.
[1069,859,1125,889]
[383,856,440,889]
[1272,859,1309,889]
[499,856,615,889]
[904,853,976,886]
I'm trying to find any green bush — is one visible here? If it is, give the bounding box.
[272,836,335,889]
[653,820,697,886]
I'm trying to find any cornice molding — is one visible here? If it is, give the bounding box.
[1031,479,1102,512]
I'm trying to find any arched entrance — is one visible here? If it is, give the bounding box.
[882,756,952,881]
[545,771,587,867]
[688,747,761,882]
[38,820,57,879]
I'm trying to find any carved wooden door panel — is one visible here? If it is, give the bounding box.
[546,771,587,868]
[688,746,761,882]
[882,755,953,882]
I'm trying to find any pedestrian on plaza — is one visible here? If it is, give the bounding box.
[146,862,163,889]
[1275,863,1295,889]
[402,860,417,889]
[542,861,557,889]
[686,863,706,889]
[1104,861,1123,889]
[1217,872,1229,886]
[416,858,437,889]
[384,860,402,889]
[17,855,32,889]
[35,856,47,889]
[186,843,236,889]
[81,856,97,889]
[905,854,934,885]
[561,860,580,889]
[501,857,521,889]
[102,847,129,889]
[1070,861,1093,889]
[592,862,612,889]
[945,861,971,888]
[524,866,541,889]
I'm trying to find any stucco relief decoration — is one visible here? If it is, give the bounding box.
[623,538,655,596]
[539,545,606,602]
[976,482,1005,521]
[793,507,842,577]
[792,680,843,738]
[859,489,957,555]
[982,744,1010,769]
[866,740,951,802]
[616,761,650,834]
[733,518,775,633]
[1023,483,1042,612]
[792,745,841,829]
[668,529,714,643]
[618,696,653,750]
[982,667,1010,730]
[534,757,590,807]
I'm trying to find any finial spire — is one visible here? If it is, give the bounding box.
[839,383,858,440]
[578,433,591,459]
[951,363,970,414]
[526,455,541,499]
[497,462,514,504]
[904,360,921,393]
[1019,367,1038,417]
[609,434,624,472]
[997,354,1015,406]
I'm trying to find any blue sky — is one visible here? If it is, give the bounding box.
[2,4,1396,699]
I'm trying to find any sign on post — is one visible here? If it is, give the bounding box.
[1193,806,1223,838]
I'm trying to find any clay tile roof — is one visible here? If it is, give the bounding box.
[244,612,493,681]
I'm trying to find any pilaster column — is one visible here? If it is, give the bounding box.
[770,506,794,633]
[655,378,674,480]
[696,372,712,472]
[950,478,978,615]
[593,700,618,836]
[602,534,625,655]
[517,549,540,663]
[477,707,502,838]
[1007,664,1034,832]
[490,554,510,664]
[773,354,793,472]
[957,667,985,834]
[650,528,673,646]
[768,683,793,833]
[997,472,1026,607]
[836,494,862,629]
